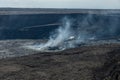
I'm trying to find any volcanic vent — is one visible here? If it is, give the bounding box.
[24,15,120,52]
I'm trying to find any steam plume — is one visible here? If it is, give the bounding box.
[25,15,120,51]
[26,17,76,51]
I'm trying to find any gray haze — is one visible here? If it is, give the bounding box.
[0,0,120,9]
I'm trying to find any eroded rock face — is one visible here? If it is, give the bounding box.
[0,43,120,80]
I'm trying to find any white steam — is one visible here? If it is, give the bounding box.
[25,14,119,51]
[48,18,72,48]
[25,17,84,51]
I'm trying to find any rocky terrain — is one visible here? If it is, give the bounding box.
[0,40,120,80]
[0,8,120,80]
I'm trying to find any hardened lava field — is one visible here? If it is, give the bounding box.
[0,40,120,80]
[0,8,120,80]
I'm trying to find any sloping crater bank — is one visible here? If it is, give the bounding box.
[0,42,120,80]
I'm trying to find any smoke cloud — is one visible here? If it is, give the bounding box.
[25,14,120,51]
[26,17,76,51]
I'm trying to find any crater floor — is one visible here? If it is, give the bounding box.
[0,40,120,80]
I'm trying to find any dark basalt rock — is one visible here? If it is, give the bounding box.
[0,43,120,80]
[94,49,120,80]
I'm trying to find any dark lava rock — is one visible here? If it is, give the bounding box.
[0,43,120,80]
[94,49,120,80]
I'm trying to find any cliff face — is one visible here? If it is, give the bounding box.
[0,9,120,40]
[0,14,62,39]
[0,8,120,15]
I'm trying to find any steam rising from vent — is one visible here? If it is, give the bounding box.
[25,15,120,51]
[26,17,80,51]
[48,17,72,48]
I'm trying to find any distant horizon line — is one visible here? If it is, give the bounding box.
[0,7,120,10]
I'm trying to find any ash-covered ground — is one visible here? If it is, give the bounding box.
[0,39,120,59]
[0,39,120,80]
